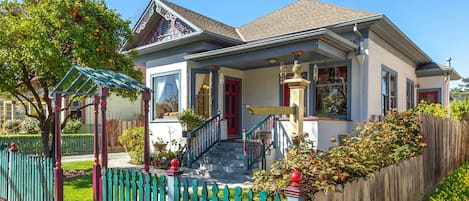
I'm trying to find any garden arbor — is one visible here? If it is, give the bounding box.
[52,65,151,201]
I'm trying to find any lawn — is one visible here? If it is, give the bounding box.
[427,161,469,201]
[63,160,94,201]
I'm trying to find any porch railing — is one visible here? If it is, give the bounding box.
[186,113,221,168]
[243,115,275,173]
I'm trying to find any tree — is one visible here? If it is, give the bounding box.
[451,77,469,101]
[0,0,142,157]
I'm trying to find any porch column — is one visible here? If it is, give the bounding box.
[284,51,310,145]
[53,92,64,201]
[142,89,151,172]
[92,96,101,201]
[10,101,15,120]
[99,87,109,167]
[209,65,219,116]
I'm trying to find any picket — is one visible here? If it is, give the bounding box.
[100,167,284,201]
[0,151,53,201]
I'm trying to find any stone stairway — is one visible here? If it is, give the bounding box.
[180,141,255,185]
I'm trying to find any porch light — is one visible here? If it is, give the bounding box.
[313,64,319,83]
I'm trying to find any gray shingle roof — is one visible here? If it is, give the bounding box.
[237,0,376,41]
[162,0,241,40]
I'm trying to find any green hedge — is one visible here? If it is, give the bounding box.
[427,162,469,201]
[0,134,94,156]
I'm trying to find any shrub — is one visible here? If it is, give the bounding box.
[450,99,469,120]
[427,162,469,201]
[19,117,40,134]
[414,101,447,118]
[252,109,425,199]
[119,127,144,164]
[3,119,22,134]
[63,119,82,134]
[177,109,205,131]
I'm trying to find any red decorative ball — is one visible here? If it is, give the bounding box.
[170,158,179,169]
[55,162,62,167]
[291,171,302,182]
[10,143,16,149]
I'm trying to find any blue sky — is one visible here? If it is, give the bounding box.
[106,0,468,87]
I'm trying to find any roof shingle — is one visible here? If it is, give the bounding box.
[237,0,376,41]
[162,0,241,40]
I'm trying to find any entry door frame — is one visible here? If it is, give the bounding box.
[224,76,242,138]
[417,88,442,104]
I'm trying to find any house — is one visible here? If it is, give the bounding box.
[122,0,460,151]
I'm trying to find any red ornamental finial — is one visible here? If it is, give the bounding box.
[290,171,302,187]
[170,158,179,170]
[10,143,17,152]
[55,161,62,168]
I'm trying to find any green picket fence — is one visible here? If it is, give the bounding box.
[0,134,94,156]
[0,150,53,201]
[102,167,282,201]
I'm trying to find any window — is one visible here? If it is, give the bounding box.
[406,79,415,109]
[314,66,348,118]
[382,67,397,115]
[152,71,180,120]
[194,73,210,117]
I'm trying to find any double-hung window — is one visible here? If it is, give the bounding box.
[152,71,180,120]
[382,67,397,115]
[314,66,349,118]
[406,79,415,109]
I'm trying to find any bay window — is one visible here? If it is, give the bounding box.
[152,71,180,120]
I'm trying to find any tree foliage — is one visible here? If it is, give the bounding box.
[0,0,141,157]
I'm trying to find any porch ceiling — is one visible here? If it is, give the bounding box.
[185,28,358,70]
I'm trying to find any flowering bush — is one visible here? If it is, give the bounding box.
[119,127,144,164]
[252,109,425,199]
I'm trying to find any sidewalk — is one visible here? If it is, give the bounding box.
[62,152,138,168]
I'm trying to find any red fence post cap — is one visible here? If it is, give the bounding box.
[166,158,183,176]
[290,171,302,187]
[9,143,17,152]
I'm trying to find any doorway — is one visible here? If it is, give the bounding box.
[224,79,240,137]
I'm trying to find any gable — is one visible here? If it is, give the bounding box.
[123,0,198,50]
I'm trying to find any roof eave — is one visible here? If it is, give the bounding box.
[185,28,358,61]
[416,68,462,80]
[371,16,432,65]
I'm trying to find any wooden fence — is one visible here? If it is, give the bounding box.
[106,119,143,153]
[311,114,469,200]
[101,167,281,201]
[0,150,53,201]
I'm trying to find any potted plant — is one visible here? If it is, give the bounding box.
[177,109,205,137]
[152,137,167,152]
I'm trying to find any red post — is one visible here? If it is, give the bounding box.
[53,92,64,201]
[92,96,101,201]
[142,89,151,172]
[284,171,307,201]
[99,87,109,167]
[9,143,17,152]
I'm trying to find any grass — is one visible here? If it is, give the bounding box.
[63,160,94,201]
[427,161,469,201]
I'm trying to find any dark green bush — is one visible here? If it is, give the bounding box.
[252,109,425,199]
[62,119,82,134]
[19,117,40,134]
[3,119,22,134]
[118,127,144,164]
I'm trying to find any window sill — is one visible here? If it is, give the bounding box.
[277,116,351,122]
[151,119,179,123]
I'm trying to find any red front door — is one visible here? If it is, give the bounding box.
[418,91,439,104]
[225,80,240,136]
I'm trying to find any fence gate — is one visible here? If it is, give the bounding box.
[0,150,53,201]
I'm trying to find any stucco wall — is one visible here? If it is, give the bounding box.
[317,119,353,151]
[146,61,188,149]
[366,31,418,116]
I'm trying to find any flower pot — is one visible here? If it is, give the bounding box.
[153,143,167,152]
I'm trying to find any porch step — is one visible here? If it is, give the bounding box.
[181,142,254,185]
